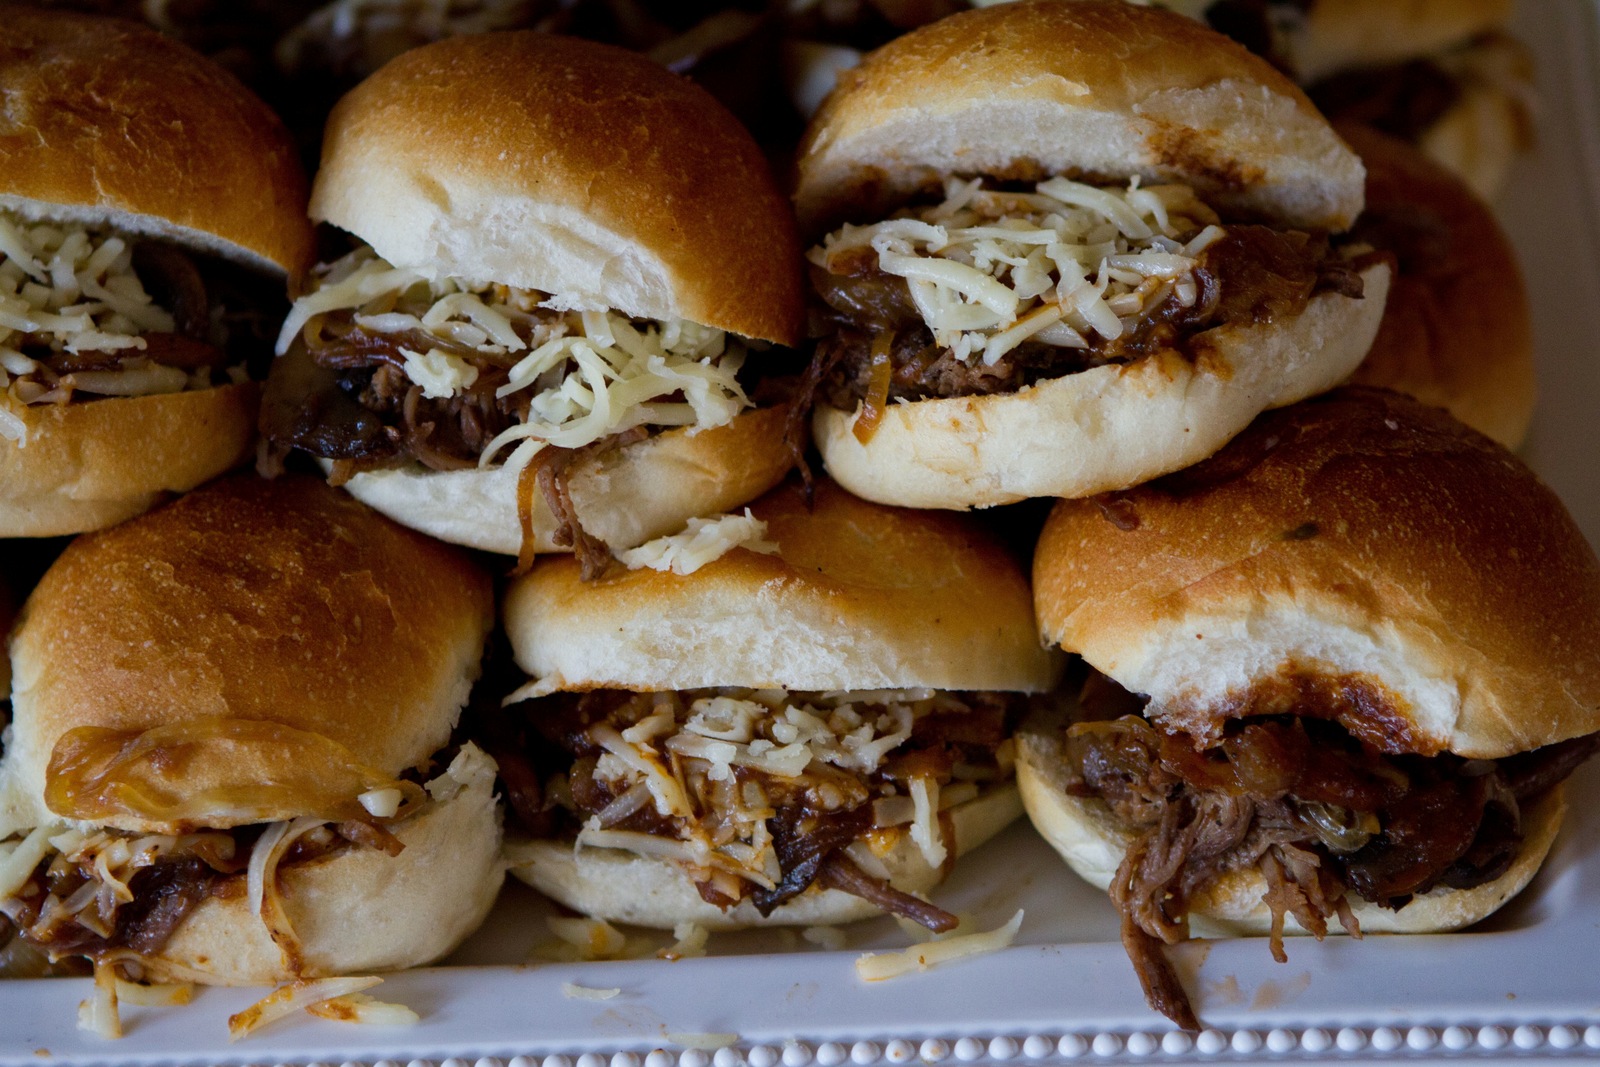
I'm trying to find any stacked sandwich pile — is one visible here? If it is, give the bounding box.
[0,0,1594,1043]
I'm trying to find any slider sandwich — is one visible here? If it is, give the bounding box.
[1151,0,1531,200]
[794,0,1389,510]
[493,479,1060,930]
[1341,122,1533,448]
[263,32,806,577]
[1018,387,1600,1030]
[0,7,313,536]
[0,476,500,1023]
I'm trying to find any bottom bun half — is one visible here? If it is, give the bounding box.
[1016,723,1563,938]
[0,384,258,538]
[332,404,793,555]
[813,266,1388,510]
[136,745,504,985]
[505,783,1022,931]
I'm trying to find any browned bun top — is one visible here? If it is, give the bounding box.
[1296,0,1514,82]
[4,475,493,833]
[795,0,1365,236]
[0,6,313,276]
[1034,388,1600,759]
[505,478,1061,695]
[1342,123,1533,448]
[312,32,805,345]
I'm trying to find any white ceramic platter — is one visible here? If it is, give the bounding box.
[4,2,1600,1064]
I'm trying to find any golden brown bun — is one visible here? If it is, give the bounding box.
[505,478,1061,696]
[506,782,1020,930]
[1413,34,1534,203]
[795,0,1366,236]
[0,384,260,538]
[1292,0,1513,83]
[142,745,503,985]
[336,404,796,556]
[815,262,1388,510]
[1342,124,1533,448]
[1033,388,1600,760]
[0,6,313,275]
[1016,710,1563,937]
[2,475,493,835]
[313,32,804,344]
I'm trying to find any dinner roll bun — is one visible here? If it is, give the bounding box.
[0,6,313,275]
[312,31,804,344]
[504,478,1062,697]
[794,0,1365,235]
[1342,124,1533,448]
[331,403,796,556]
[141,744,503,985]
[1290,0,1512,83]
[508,781,1021,930]
[1032,388,1600,761]
[0,384,260,538]
[0,8,313,538]
[1015,702,1564,938]
[1,474,494,837]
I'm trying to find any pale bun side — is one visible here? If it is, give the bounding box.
[313,32,803,344]
[333,404,794,556]
[505,479,1060,696]
[1016,723,1563,937]
[795,0,1365,236]
[1292,0,1513,83]
[5,475,492,834]
[1032,389,1600,760]
[1342,123,1533,448]
[138,745,504,985]
[505,782,1020,930]
[813,264,1388,510]
[0,6,313,275]
[0,384,259,539]
[1417,73,1530,203]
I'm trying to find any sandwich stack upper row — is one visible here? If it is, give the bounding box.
[0,0,1595,1039]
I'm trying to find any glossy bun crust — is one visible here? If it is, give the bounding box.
[313,32,804,343]
[795,0,1365,235]
[0,5,312,275]
[3,475,493,835]
[506,478,1060,696]
[1033,388,1600,760]
[1341,125,1533,448]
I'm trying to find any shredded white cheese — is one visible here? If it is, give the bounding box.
[566,689,980,901]
[547,915,629,960]
[276,245,752,476]
[615,509,778,575]
[659,920,710,961]
[811,177,1222,368]
[305,991,421,1026]
[77,961,122,1040]
[855,910,1025,981]
[561,981,623,1001]
[0,210,202,421]
[228,976,385,1041]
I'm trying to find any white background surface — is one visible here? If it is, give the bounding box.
[3,2,1600,1062]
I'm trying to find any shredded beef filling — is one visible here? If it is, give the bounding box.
[805,223,1364,412]
[8,241,281,403]
[1,814,405,967]
[1063,671,1599,1029]
[494,688,1024,930]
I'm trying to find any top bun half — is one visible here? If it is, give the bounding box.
[0,6,313,276]
[312,32,805,345]
[794,0,1365,235]
[506,479,1061,696]
[1293,0,1513,83]
[2,475,493,835]
[1033,388,1600,760]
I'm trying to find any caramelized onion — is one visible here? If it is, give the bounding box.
[851,332,895,444]
[46,719,423,828]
